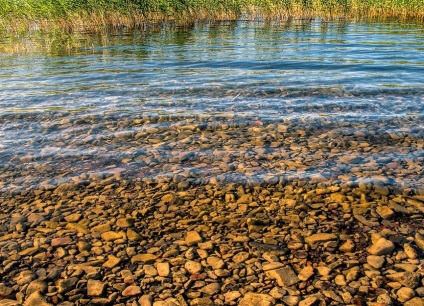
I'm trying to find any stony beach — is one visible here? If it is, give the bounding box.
[1,20,424,306]
[1,170,424,306]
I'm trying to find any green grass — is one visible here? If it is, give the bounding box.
[0,0,423,33]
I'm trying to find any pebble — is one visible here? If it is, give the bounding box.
[239,293,275,306]
[368,237,395,255]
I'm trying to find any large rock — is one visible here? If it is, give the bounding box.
[239,293,275,306]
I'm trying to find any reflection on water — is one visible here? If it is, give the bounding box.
[0,19,423,193]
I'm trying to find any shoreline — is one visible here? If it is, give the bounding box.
[0,0,424,34]
[1,179,424,305]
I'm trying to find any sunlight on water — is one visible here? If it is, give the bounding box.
[0,19,423,193]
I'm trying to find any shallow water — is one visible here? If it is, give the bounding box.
[0,20,423,193]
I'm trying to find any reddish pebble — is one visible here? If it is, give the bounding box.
[51,237,72,247]
[122,285,141,296]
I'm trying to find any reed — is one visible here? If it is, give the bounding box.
[0,0,423,33]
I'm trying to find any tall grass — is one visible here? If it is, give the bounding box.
[0,0,423,33]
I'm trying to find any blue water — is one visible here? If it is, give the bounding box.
[0,20,423,192]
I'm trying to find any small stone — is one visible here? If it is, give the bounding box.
[397,287,416,302]
[376,206,395,219]
[131,254,157,264]
[23,291,52,306]
[224,291,241,303]
[102,255,121,269]
[387,272,421,288]
[101,231,122,241]
[157,262,170,277]
[367,255,385,269]
[185,261,203,274]
[239,293,275,306]
[116,218,134,228]
[144,265,158,277]
[305,233,337,245]
[265,266,300,287]
[51,237,72,247]
[299,296,318,306]
[122,286,141,296]
[263,262,285,271]
[57,277,78,294]
[127,229,142,241]
[64,213,82,222]
[339,240,355,252]
[322,290,344,303]
[282,296,301,306]
[15,271,36,285]
[377,294,392,305]
[190,297,214,306]
[139,295,153,306]
[186,231,203,246]
[87,280,106,297]
[269,287,286,299]
[405,297,424,306]
[404,244,418,259]
[207,256,225,269]
[201,283,221,295]
[415,233,424,251]
[232,252,250,263]
[368,237,395,255]
[26,280,48,296]
[298,266,314,281]
[91,223,111,233]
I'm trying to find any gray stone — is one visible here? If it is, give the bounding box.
[265,266,300,287]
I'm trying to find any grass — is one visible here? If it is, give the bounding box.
[0,0,423,33]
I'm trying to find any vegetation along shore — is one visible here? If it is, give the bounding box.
[0,0,424,33]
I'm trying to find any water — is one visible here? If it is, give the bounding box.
[1,19,423,193]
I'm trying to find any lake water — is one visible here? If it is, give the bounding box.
[0,19,423,194]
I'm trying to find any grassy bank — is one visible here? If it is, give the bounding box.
[0,0,423,32]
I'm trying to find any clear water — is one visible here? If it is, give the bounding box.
[1,20,423,193]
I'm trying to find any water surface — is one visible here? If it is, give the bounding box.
[1,20,423,193]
